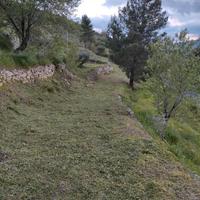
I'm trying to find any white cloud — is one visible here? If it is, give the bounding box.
[75,0,200,36]
[168,17,185,27]
[93,27,102,33]
[187,33,200,40]
[75,0,122,18]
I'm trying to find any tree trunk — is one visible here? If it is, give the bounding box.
[16,37,29,52]
[160,115,169,140]
[15,23,31,52]
[129,72,134,89]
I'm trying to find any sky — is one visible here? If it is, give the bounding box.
[75,0,200,40]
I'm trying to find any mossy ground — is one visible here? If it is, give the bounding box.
[0,64,200,199]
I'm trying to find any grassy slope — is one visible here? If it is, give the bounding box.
[123,82,200,175]
[0,63,200,199]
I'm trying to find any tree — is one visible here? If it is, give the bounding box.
[80,15,94,49]
[147,31,200,139]
[107,16,124,63]
[107,0,168,88]
[0,0,80,52]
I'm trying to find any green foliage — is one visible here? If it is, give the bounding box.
[147,30,200,138]
[12,53,38,67]
[0,51,15,67]
[194,47,200,57]
[107,16,124,60]
[78,51,90,67]
[80,15,94,49]
[0,0,81,51]
[126,81,200,175]
[93,32,109,57]
[78,47,109,65]
[46,38,78,67]
[96,45,107,57]
[107,0,168,87]
[0,33,13,51]
[0,38,78,68]
[64,44,79,68]
[0,51,43,68]
[165,129,179,145]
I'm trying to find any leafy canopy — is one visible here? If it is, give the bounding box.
[0,0,80,51]
[147,30,200,138]
[107,0,168,88]
[80,15,94,49]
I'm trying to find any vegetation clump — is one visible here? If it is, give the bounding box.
[107,0,168,88]
[0,0,81,51]
[147,30,200,138]
[78,51,90,67]
[80,15,94,49]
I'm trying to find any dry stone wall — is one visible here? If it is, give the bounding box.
[0,64,55,86]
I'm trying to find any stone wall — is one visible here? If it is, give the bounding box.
[0,64,55,86]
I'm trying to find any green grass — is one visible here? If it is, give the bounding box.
[0,65,200,199]
[0,42,78,69]
[123,81,200,175]
[0,50,49,69]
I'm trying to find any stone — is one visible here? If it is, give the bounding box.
[0,65,56,85]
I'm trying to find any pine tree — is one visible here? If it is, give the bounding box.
[107,16,124,63]
[107,0,168,88]
[81,15,94,48]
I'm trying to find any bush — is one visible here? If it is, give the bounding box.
[0,51,15,67]
[46,39,78,68]
[12,53,38,68]
[0,50,46,68]
[0,36,79,68]
[78,51,89,67]
[0,33,13,51]
[96,45,106,56]
[165,130,179,145]
[63,44,78,68]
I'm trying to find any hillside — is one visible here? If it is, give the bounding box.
[0,62,200,199]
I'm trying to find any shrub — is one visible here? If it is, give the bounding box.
[0,51,15,67]
[46,39,78,68]
[78,51,89,67]
[96,45,106,56]
[0,33,13,51]
[63,44,78,68]
[165,130,179,145]
[12,53,38,68]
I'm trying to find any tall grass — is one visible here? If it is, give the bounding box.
[123,81,200,175]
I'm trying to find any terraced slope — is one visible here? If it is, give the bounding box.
[0,65,200,199]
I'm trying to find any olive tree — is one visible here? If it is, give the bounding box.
[147,31,200,139]
[0,0,80,51]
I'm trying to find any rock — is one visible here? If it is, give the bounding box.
[127,107,134,117]
[0,65,56,85]
[87,65,113,81]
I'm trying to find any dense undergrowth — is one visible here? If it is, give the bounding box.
[122,81,200,175]
[0,42,78,69]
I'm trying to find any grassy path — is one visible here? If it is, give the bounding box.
[0,65,200,199]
